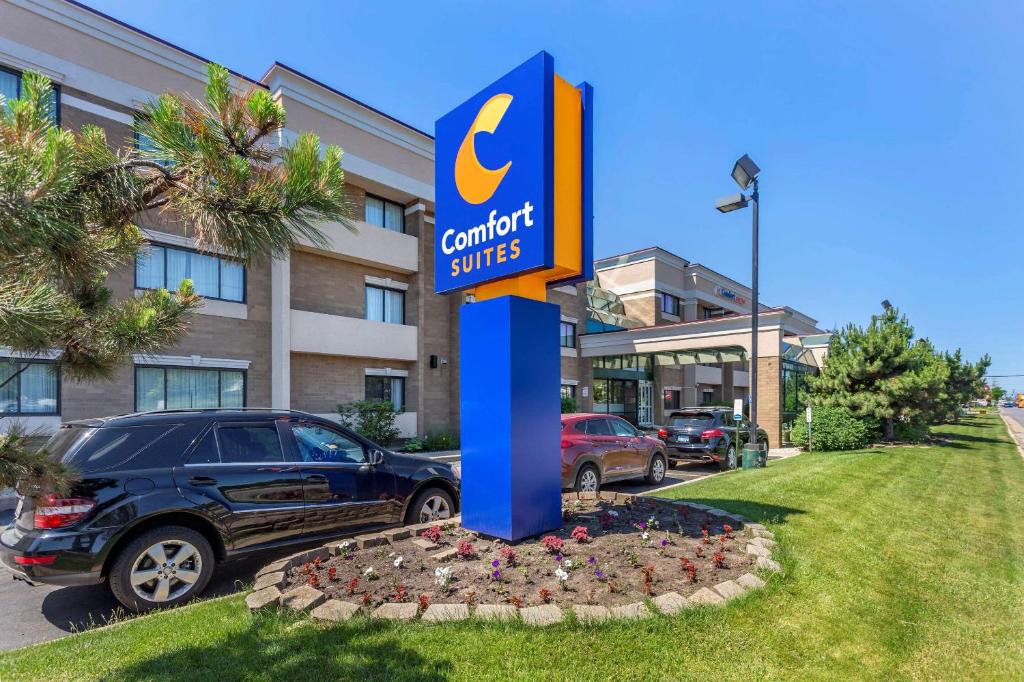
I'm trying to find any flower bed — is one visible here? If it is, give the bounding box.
[249,494,779,623]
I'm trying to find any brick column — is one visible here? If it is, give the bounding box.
[755,356,781,448]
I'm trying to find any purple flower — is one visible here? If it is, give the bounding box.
[594,569,605,579]
[639,522,648,530]
[555,554,563,563]
[492,559,500,568]
[344,555,354,561]
[661,539,669,547]
[587,556,596,565]
[491,569,501,580]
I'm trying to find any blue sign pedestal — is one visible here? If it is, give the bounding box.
[459,295,562,541]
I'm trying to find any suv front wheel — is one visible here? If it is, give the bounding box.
[108,525,215,612]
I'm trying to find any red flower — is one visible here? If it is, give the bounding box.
[360,593,372,607]
[346,577,359,595]
[713,551,726,568]
[538,588,552,604]
[500,546,518,566]
[455,539,476,559]
[723,524,734,538]
[540,535,564,553]
[509,595,523,608]
[421,526,443,544]
[695,546,704,558]
[393,584,408,602]
[418,593,430,611]
[327,566,338,581]
[570,526,591,543]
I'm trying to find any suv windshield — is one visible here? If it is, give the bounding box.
[668,412,716,427]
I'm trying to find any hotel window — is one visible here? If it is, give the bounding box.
[365,285,405,324]
[663,389,681,410]
[135,244,245,303]
[133,117,174,168]
[365,194,405,233]
[0,65,59,125]
[135,366,245,412]
[366,376,405,412]
[559,321,576,348]
[660,292,680,316]
[703,307,726,319]
[560,384,576,400]
[0,359,59,415]
[700,388,715,406]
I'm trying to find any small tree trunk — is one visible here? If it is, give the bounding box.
[884,418,895,442]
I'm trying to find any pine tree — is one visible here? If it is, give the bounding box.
[809,305,950,441]
[941,350,990,422]
[0,65,352,492]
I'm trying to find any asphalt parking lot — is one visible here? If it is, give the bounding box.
[0,456,756,652]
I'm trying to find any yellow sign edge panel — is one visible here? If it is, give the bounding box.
[472,75,583,303]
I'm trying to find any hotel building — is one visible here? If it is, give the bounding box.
[0,0,829,448]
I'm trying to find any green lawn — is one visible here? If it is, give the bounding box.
[2,415,1023,681]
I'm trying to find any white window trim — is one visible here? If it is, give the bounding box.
[560,314,579,324]
[132,354,251,369]
[364,367,409,377]
[560,378,579,386]
[365,275,409,291]
[663,385,683,391]
[404,203,427,216]
[0,347,61,360]
[140,229,230,255]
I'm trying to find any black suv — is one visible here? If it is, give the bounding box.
[0,409,460,611]
[657,408,769,471]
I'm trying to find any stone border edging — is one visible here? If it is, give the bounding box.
[246,493,783,626]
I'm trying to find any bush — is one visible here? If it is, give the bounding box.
[561,396,577,414]
[402,437,425,453]
[423,432,458,452]
[790,406,873,451]
[337,401,399,447]
[894,419,930,443]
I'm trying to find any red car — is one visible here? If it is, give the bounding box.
[560,413,668,493]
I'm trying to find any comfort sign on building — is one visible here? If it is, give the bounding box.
[435,51,592,296]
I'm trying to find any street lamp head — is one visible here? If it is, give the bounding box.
[731,154,760,190]
[715,193,749,213]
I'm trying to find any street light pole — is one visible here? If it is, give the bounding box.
[749,177,759,451]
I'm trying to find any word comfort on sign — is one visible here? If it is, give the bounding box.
[441,202,535,276]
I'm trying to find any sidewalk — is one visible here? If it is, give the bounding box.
[1000,414,1024,459]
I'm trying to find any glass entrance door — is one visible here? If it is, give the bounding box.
[592,378,639,425]
[637,380,653,426]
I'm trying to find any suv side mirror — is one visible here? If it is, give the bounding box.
[368,449,385,466]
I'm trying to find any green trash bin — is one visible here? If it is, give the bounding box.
[741,443,768,469]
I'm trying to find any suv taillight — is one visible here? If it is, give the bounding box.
[701,428,725,440]
[657,428,668,439]
[33,495,95,529]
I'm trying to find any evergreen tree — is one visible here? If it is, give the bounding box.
[941,350,991,421]
[809,304,949,441]
[0,65,351,492]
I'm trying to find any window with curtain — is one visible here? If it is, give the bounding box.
[135,366,246,411]
[364,195,405,233]
[365,285,405,324]
[0,65,59,124]
[365,376,405,412]
[135,244,245,302]
[0,359,59,415]
[559,321,576,348]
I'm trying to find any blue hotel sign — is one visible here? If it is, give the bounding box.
[434,52,592,541]
[434,52,554,294]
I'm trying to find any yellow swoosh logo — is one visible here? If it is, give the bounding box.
[455,93,513,204]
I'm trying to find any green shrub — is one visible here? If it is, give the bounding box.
[337,400,399,447]
[790,406,873,451]
[894,419,930,443]
[423,431,458,452]
[402,437,425,453]
[561,396,577,414]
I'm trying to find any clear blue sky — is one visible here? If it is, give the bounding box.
[86,0,1023,385]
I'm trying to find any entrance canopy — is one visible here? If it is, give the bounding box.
[653,347,747,366]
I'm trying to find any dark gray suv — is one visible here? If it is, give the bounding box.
[656,408,768,470]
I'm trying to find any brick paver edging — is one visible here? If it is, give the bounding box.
[246,494,783,625]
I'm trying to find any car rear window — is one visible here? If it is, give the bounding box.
[668,412,716,427]
[59,424,178,473]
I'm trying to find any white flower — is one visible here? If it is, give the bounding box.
[388,551,396,558]
[339,541,352,552]
[563,559,573,569]
[641,531,650,541]
[555,568,569,582]
[608,510,620,518]
[363,566,375,576]
[434,566,453,588]
[393,556,404,568]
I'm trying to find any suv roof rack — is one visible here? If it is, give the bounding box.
[104,407,325,420]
